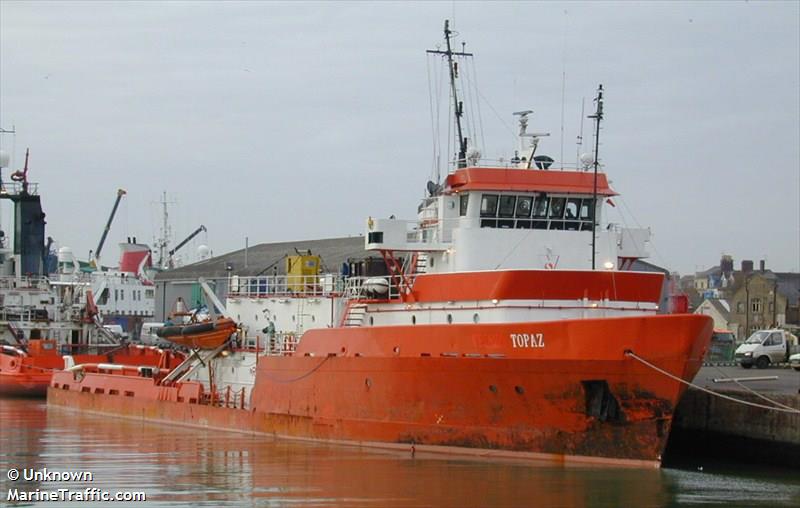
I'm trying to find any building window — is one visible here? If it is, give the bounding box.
[769,302,774,313]
[751,298,762,313]
[737,301,744,313]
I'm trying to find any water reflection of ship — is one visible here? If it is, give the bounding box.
[0,398,48,493]
[41,400,668,508]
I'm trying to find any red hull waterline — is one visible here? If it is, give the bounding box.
[48,314,712,468]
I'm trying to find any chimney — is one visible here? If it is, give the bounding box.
[742,260,754,274]
[759,259,765,272]
[721,254,734,275]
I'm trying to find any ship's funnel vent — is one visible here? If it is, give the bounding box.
[581,380,622,423]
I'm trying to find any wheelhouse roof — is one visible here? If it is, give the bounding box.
[445,167,618,196]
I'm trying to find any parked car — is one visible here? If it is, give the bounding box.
[790,352,800,372]
[734,329,799,369]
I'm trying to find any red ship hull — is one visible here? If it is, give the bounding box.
[2,346,179,397]
[48,314,711,467]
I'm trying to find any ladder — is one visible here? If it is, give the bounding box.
[342,302,368,327]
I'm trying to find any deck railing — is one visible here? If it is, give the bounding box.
[0,275,51,291]
[228,274,344,298]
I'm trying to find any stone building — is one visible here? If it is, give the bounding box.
[724,260,792,338]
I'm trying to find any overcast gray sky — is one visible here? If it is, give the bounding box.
[1,1,798,275]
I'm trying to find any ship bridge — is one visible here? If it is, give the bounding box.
[365,166,649,274]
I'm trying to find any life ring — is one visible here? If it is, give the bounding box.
[544,262,556,270]
[10,171,25,182]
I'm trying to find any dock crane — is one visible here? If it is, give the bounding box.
[91,188,126,269]
[167,225,206,268]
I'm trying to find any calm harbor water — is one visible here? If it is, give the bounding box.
[1,398,798,507]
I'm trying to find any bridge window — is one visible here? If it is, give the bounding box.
[579,198,593,220]
[480,194,498,217]
[477,193,595,231]
[549,198,566,219]
[532,195,549,218]
[459,194,469,216]
[515,196,532,218]
[498,196,516,217]
[498,195,516,228]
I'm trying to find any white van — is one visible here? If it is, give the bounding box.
[734,329,798,369]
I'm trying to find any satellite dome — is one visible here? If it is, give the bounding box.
[579,153,595,169]
[197,244,211,259]
[57,246,73,263]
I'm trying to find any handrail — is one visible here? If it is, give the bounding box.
[228,274,344,298]
[0,181,40,195]
[445,158,586,173]
[343,276,407,301]
[0,275,51,290]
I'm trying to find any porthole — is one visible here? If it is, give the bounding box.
[412,315,416,325]
[393,346,400,355]
[515,385,525,395]
[446,314,453,324]
[473,313,479,324]
[365,378,372,389]
[489,385,498,393]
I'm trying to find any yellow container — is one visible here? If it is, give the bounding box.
[286,255,320,292]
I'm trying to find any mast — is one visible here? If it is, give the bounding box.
[427,20,473,169]
[156,191,173,269]
[588,84,604,270]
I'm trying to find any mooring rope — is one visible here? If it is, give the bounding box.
[624,350,800,415]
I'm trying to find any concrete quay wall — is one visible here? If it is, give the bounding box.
[668,387,800,467]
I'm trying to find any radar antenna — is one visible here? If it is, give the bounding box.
[513,110,550,169]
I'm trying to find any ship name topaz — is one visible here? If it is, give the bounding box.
[510,333,545,348]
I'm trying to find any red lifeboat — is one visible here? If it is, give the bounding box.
[155,318,237,350]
